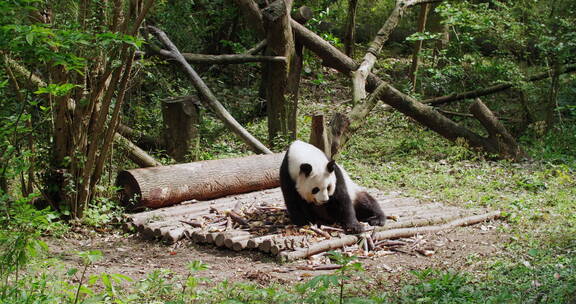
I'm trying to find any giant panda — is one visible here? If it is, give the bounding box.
[279,140,386,234]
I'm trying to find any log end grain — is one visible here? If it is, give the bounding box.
[116,170,142,210]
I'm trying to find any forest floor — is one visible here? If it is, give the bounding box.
[47,217,506,288]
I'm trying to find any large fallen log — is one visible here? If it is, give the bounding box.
[116,153,284,209]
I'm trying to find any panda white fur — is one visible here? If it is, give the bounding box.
[279,140,386,234]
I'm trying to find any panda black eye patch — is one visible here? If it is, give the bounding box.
[312,187,320,194]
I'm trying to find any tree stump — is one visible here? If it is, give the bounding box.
[162,96,201,162]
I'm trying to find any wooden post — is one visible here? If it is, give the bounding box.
[309,115,331,157]
[162,96,201,162]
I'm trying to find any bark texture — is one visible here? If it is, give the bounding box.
[309,115,331,157]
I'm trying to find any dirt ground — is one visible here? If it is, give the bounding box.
[47,219,508,287]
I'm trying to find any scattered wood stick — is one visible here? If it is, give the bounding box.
[310,226,331,239]
[226,210,249,226]
[366,235,375,251]
[376,210,469,232]
[374,240,407,247]
[297,264,343,271]
[416,249,435,256]
[279,235,358,262]
[180,220,203,228]
[280,211,500,261]
[319,225,344,232]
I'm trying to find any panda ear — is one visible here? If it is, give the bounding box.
[326,160,335,173]
[300,163,312,177]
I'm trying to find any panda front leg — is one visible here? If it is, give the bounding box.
[285,198,316,226]
[339,197,364,234]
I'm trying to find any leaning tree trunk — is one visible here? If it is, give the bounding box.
[469,99,525,160]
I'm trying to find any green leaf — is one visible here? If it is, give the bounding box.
[67,268,79,276]
[111,273,133,282]
[25,32,33,45]
[187,260,209,272]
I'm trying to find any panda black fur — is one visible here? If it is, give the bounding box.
[279,140,386,234]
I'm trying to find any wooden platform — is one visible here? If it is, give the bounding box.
[125,188,500,261]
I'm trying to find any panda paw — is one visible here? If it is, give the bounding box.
[367,216,386,227]
[344,222,365,234]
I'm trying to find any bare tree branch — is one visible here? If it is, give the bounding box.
[147,26,272,154]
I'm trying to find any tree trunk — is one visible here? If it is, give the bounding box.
[343,0,358,57]
[409,3,430,91]
[469,99,525,161]
[116,153,284,209]
[263,0,296,143]
[286,6,312,140]
[545,62,561,133]
[162,96,201,162]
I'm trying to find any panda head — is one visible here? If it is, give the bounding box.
[297,160,337,205]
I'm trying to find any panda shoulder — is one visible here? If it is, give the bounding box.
[335,164,361,199]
